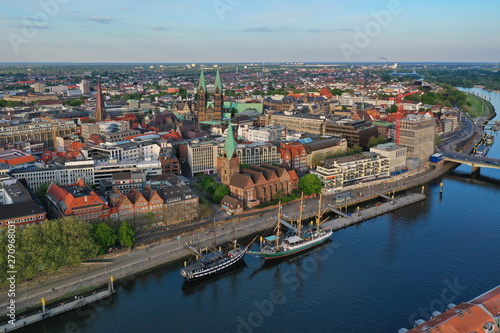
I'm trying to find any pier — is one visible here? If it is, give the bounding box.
[0,278,115,332]
[323,192,426,232]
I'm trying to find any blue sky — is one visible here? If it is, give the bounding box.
[1,0,499,63]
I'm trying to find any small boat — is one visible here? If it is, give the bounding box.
[475,144,489,157]
[248,193,333,260]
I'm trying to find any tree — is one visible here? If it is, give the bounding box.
[311,153,325,167]
[199,204,212,219]
[298,174,323,195]
[35,182,52,206]
[118,221,135,248]
[367,136,379,148]
[16,224,44,279]
[62,99,85,107]
[146,212,156,226]
[367,135,386,148]
[388,104,398,113]
[351,145,363,154]
[60,217,99,266]
[93,223,117,255]
[0,228,10,281]
[213,185,230,204]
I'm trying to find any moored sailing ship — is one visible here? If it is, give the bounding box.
[181,222,255,282]
[180,241,248,281]
[248,193,332,260]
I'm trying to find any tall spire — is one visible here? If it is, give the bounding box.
[198,69,206,92]
[224,121,237,160]
[213,67,224,119]
[95,79,106,121]
[214,67,222,93]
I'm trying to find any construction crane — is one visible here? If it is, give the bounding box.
[378,57,389,67]
[389,90,422,144]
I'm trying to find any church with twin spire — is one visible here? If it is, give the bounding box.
[196,68,224,122]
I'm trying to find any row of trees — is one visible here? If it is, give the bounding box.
[93,221,135,254]
[0,218,135,282]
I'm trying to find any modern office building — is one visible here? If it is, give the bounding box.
[10,160,95,192]
[399,116,435,164]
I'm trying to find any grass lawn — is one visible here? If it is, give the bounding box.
[465,94,492,117]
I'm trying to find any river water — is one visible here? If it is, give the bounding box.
[24,88,500,333]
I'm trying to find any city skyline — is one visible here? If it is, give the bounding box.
[1,0,499,63]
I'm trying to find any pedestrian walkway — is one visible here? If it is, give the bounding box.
[323,193,426,232]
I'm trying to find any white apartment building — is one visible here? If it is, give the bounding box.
[82,141,161,162]
[81,120,131,140]
[370,143,407,174]
[94,159,162,187]
[238,125,284,143]
[312,153,390,190]
[10,160,95,191]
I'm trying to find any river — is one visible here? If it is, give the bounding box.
[23,88,500,333]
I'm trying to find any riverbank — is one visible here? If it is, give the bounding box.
[0,161,460,318]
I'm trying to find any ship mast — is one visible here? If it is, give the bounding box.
[316,193,323,228]
[297,192,304,238]
[276,202,282,252]
[232,221,237,249]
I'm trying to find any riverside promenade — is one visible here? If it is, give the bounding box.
[0,163,458,319]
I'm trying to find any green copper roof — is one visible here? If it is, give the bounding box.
[214,67,222,92]
[224,121,237,160]
[198,69,206,92]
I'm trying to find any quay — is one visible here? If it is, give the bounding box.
[0,278,115,332]
[0,163,456,319]
[323,192,426,232]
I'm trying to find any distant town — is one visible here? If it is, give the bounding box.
[0,62,490,230]
[0,61,499,331]
[0,63,494,226]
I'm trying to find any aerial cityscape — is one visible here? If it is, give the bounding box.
[0,1,499,333]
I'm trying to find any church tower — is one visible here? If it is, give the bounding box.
[95,79,106,121]
[213,67,223,120]
[218,121,240,186]
[196,70,208,122]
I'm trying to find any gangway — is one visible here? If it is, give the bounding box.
[326,207,351,218]
[376,192,394,201]
[279,219,298,232]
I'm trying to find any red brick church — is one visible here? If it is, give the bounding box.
[219,123,298,211]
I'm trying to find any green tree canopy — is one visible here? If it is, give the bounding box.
[35,182,52,206]
[367,135,387,148]
[118,221,135,248]
[1,218,100,281]
[388,104,398,113]
[93,223,117,255]
[298,174,323,195]
[213,185,230,204]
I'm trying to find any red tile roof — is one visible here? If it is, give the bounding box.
[47,179,109,216]
[0,151,36,166]
[470,285,500,317]
[408,302,497,333]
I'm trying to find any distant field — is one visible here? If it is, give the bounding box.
[464,94,493,117]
